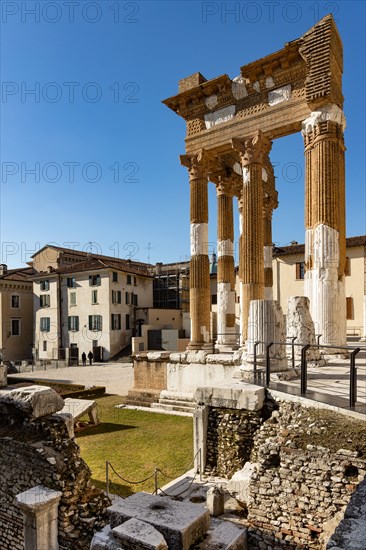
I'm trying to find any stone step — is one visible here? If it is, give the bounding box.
[123,398,153,408]
[127,389,161,399]
[150,403,195,414]
[159,399,196,409]
[199,522,247,550]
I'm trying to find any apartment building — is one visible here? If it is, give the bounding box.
[31,247,153,363]
[0,265,34,361]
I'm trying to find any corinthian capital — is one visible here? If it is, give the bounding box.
[180,149,214,180]
[232,131,272,167]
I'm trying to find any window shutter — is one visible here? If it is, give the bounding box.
[346,297,353,320]
[296,263,301,279]
[345,257,350,276]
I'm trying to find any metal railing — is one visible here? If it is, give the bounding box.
[106,449,202,499]
[251,339,361,409]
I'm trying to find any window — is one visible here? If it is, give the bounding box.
[89,315,102,331]
[127,274,132,285]
[40,294,50,308]
[89,274,101,286]
[40,317,50,332]
[112,290,122,304]
[134,276,137,286]
[92,290,98,304]
[125,291,130,305]
[111,313,121,330]
[11,295,20,308]
[211,294,217,305]
[67,277,76,288]
[40,280,49,291]
[296,262,305,280]
[345,257,351,276]
[70,292,76,306]
[346,297,354,320]
[112,272,118,282]
[125,314,130,330]
[11,319,20,336]
[133,293,138,306]
[68,316,79,331]
[43,341,47,352]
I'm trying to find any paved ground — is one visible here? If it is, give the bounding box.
[9,362,134,396]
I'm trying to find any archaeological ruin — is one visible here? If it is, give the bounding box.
[164,13,346,352]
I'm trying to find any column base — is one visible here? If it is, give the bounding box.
[187,341,214,353]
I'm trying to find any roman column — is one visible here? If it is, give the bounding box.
[181,151,211,350]
[216,178,236,347]
[302,104,347,347]
[233,132,272,344]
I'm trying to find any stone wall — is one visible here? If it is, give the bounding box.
[205,407,269,478]
[246,399,366,549]
[0,388,109,549]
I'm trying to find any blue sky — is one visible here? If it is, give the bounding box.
[0,0,365,268]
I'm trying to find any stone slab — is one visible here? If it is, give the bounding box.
[108,492,210,550]
[57,397,98,425]
[200,522,247,549]
[112,518,168,549]
[90,525,123,549]
[195,381,265,411]
[16,485,62,512]
[0,385,64,418]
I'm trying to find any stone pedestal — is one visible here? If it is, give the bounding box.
[15,485,62,550]
[242,300,287,371]
[286,296,321,362]
[0,364,7,387]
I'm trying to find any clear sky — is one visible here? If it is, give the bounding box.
[0,0,365,269]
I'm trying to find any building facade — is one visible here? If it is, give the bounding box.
[0,265,34,362]
[31,247,153,363]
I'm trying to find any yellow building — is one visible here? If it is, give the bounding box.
[272,235,366,337]
[0,265,34,362]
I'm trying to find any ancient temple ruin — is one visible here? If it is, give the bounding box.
[163,14,346,350]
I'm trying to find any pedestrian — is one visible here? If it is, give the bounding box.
[81,352,86,366]
[88,351,93,366]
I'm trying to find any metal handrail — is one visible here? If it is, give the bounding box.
[249,340,361,409]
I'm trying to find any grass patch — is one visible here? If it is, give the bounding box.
[76,395,193,497]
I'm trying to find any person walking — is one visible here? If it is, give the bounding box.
[81,352,86,366]
[88,351,93,366]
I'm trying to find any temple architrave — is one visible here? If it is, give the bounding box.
[163,14,346,351]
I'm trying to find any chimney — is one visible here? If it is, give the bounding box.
[0,264,8,275]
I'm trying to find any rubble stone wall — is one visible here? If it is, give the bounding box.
[0,400,109,550]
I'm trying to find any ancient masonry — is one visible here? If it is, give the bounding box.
[0,386,109,550]
[163,14,347,349]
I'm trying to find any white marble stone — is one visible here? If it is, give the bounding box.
[233,161,242,175]
[90,525,123,549]
[200,522,247,550]
[262,167,268,182]
[286,296,321,361]
[204,105,235,129]
[268,84,291,106]
[232,76,248,99]
[226,462,257,505]
[302,103,346,133]
[16,486,62,550]
[190,223,208,256]
[206,486,224,516]
[57,397,98,425]
[304,224,346,347]
[205,94,218,110]
[265,76,275,89]
[253,81,260,93]
[0,385,64,418]
[243,300,287,368]
[108,493,210,550]
[264,245,272,268]
[217,239,234,257]
[113,518,168,549]
[195,381,265,411]
[243,167,250,185]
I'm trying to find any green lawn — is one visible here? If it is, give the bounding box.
[76,395,193,497]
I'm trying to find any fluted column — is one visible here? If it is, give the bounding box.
[263,203,274,300]
[216,180,236,347]
[181,152,211,350]
[234,132,272,344]
[302,104,346,347]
